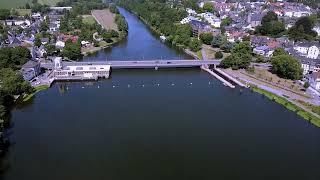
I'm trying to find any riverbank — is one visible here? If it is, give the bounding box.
[20,85,49,103]
[219,67,320,127]
[251,86,320,127]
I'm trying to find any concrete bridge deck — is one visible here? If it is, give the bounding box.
[41,60,221,69]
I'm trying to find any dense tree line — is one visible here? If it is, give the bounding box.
[56,0,108,15]
[0,47,33,154]
[0,47,31,70]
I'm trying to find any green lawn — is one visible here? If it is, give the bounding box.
[16,8,31,16]
[22,85,49,102]
[82,15,96,25]
[0,0,62,9]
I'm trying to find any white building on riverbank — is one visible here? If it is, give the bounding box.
[52,57,110,80]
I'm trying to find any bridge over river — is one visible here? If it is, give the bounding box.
[40,59,222,69]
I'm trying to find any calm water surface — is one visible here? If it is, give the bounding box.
[1,8,320,180]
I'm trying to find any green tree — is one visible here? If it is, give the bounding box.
[215,51,223,59]
[115,14,128,33]
[110,30,119,38]
[255,55,265,63]
[220,42,233,53]
[203,3,214,12]
[40,21,49,32]
[0,47,31,70]
[62,39,81,60]
[0,68,33,95]
[221,17,232,26]
[220,42,252,69]
[304,81,310,89]
[273,47,287,56]
[102,31,112,41]
[211,35,226,48]
[173,24,192,46]
[271,54,303,80]
[34,36,41,47]
[255,11,285,37]
[25,3,31,9]
[0,9,10,20]
[189,38,202,52]
[261,11,278,24]
[45,44,58,56]
[199,33,213,45]
[288,16,317,41]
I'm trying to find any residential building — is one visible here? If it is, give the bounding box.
[253,45,274,57]
[293,42,320,59]
[21,60,41,81]
[247,13,263,28]
[310,71,320,90]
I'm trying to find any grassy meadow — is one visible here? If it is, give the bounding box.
[0,0,62,9]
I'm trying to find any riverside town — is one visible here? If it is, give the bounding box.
[0,0,320,179]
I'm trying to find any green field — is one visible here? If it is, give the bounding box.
[0,0,63,9]
[82,15,96,25]
[16,9,32,16]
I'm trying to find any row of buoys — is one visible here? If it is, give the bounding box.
[78,82,213,89]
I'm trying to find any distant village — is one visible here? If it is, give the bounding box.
[0,6,81,83]
[0,1,125,87]
[178,0,320,91]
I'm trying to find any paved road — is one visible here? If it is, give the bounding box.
[41,60,222,69]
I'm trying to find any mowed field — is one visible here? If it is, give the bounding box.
[92,9,118,30]
[0,0,62,9]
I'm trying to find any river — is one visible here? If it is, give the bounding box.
[1,8,320,180]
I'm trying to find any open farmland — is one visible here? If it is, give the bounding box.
[0,0,62,9]
[92,9,117,30]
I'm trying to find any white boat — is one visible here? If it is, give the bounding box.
[160,35,166,42]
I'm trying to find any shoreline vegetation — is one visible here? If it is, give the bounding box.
[21,85,49,103]
[251,86,320,128]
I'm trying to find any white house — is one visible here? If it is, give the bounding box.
[310,71,320,90]
[32,13,41,19]
[186,8,197,15]
[55,40,65,48]
[180,16,200,24]
[294,42,320,59]
[5,19,31,27]
[313,26,320,36]
[198,12,221,28]
[253,46,274,58]
[283,6,311,18]
[299,58,320,75]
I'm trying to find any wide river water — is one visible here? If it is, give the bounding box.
[1,8,320,180]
